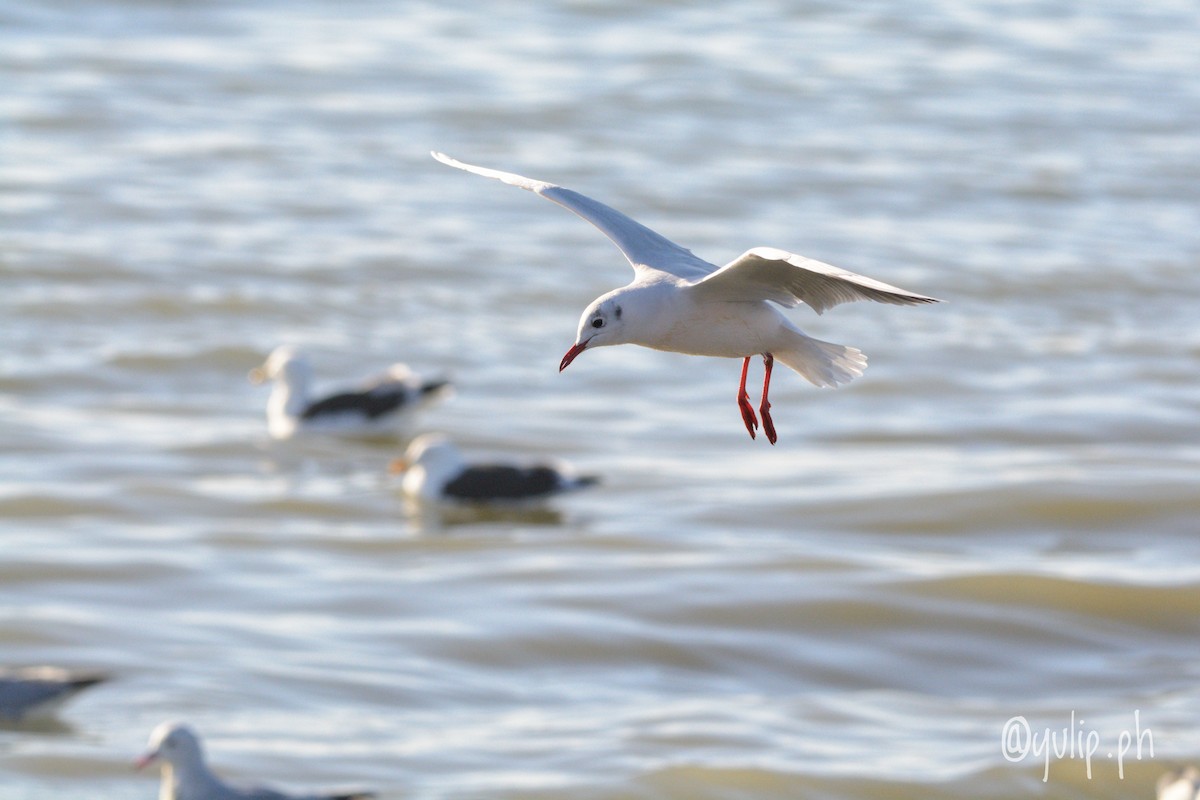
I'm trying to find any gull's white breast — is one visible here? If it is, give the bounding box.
[637,287,794,359]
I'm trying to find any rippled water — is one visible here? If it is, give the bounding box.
[3,1,1200,798]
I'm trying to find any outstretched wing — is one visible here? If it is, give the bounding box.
[688,246,940,315]
[432,152,714,280]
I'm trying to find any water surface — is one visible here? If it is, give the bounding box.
[2,1,1200,798]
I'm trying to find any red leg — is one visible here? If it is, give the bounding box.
[737,356,758,440]
[760,353,777,445]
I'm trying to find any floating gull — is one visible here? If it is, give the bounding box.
[0,666,107,722]
[250,345,450,440]
[391,433,598,503]
[1158,767,1200,800]
[136,721,375,800]
[433,151,939,444]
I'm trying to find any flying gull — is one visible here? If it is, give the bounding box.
[433,152,939,444]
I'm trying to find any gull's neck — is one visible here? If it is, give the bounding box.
[163,759,227,800]
[270,365,312,419]
[406,445,466,498]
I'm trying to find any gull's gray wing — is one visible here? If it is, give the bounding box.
[432,152,713,281]
[688,246,941,314]
[0,668,107,721]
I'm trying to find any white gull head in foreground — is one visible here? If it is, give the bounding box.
[249,345,451,440]
[0,666,107,723]
[136,721,374,800]
[433,151,940,444]
[391,433,599,504]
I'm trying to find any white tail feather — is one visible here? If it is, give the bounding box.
[773,333,867,388]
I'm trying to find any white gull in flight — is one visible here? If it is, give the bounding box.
[250,345,450,440]
[433,152,940,444]
[136,721,374,800]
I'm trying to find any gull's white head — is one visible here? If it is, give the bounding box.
[136,721,205,772]
[390,433,466,498]
[560,292,632,371]
[401,433,463,470]
[248,346,311,387]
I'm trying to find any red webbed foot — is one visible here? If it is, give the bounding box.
[737,356,758,439]
[760,353,777,445]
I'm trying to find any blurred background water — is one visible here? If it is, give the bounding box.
[2,0,1200,798]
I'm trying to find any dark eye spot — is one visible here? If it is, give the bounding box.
[591,318,604,329]
[614,305,622,320]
